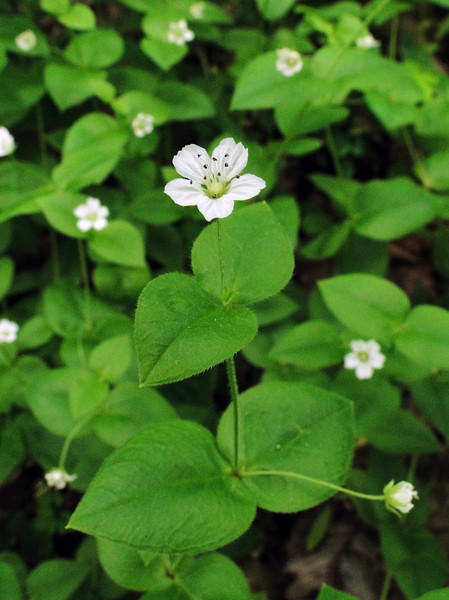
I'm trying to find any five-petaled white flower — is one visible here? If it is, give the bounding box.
[383,480,418,516]
[74,197,109,232]
[15,29,37,51]
[45,469,77,490]
[167,19,195,46]
[344,339,385,380]
[0,126,15,157]
[189,1,206,19]
[0,318,19,343]
[132,112,155,138]
[164,138,266,221]
[356,33,380,49]
[276,48,303,77]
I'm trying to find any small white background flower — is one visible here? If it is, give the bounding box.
[276,48,303,77]
[45,469,77,490]
[189,1,205,19]
[74,197,109,232]
[0,318,19,343]
[344,339,385,379]
[164,138,266,221]
[132,112,155,137]
[384,480,418,515]
[15,29,37,51]
[0,126,15,157]
[167,20,195,46]
[356,34,380,49]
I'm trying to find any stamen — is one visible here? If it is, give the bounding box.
[218,172,221,176]
[212,194,216,198]
[197,154,201,157]
[189,180,192,184]
[224,153,229,157]
[213,157,217,161]
[203,164,207,168]
[236,175,240,179]
[203,176,207,180]
[224,163,228,167]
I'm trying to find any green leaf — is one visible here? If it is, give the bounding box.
[380,524,448,599]
[64,30,124,68]
[140,38,187,71]
[411,376,449,438]
[301,221,352,259]
[27,559,89,600]
[68,421,256,554]
[269,320,343,369]
[416,591,449,600]
[44,63,111,111]
[0,64,45,123]
[420,150,449,192]
[0,419,25,485]
[319,274,410,345]
[135,273,258,386]
[353,178,438,241]
[0,256,13,301]
[0,161,51,223]
[69,372,109,420]
[364,90,418,131]
[88,334,131,383]
[89,220,146,268]
[217,382,355,512]
[191,203,294,305]
[317,584,358,600]
[0,562,23,600]
[38,191,89,238]
[396,305,449,370]
[58,4,96,31]
[94,382,177,447]
[255,0,296,20]
[40,0,70,15]
[156,82,215,121]
[17,315,53,350]
[52,113,127,191]
[113,91,170,124]
[275,102,349,137]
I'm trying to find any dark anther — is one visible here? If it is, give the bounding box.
[224,153,229,157]
[197,154,201,157]
[189,180,193,185]
[203,164,207,168]
[212,194,217,198]
[218,172,221,176]
[213,157,217,161]
[203,176,207,180]
[224,163,229,167]
[236,175,240,179]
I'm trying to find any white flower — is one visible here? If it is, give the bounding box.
[0,318,19,343]
[167,19,195,46]
[275,48,303,77]
[73,197,109,232]
[132,112,155,138]
[344,339,385,380]
[0,126,15,157]
[189,1,205,19]
[164,138,266,221]
[383,480,418,516]
[15,29,37,51]
[45,469,77,490]
[356,34,380,49]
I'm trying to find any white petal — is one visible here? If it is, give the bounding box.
[86,197,101,210]
[344,353,359,369]
[97,206,109,218]
[77,219,93,232]
[217,139,248,180]
[355,363,373,379]
[173,144,209,182]
[164,178,203,206]
[73,205,88,218]
[225,173,266,201]
[350,340,366,352]
[369,352,385,369]
[366,340,380,352]
[197,196,235,221]
[92,218,108,231]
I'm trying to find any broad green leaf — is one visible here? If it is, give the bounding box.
[0,64,45,124]
[129,188,184,225]
[98,541,252,599]
[417,591,449,600]
[411,376,449,438]
[353,178,438,241]
[89,220,146,268]
[94,382,177,447]
[286,137,322,156]
[0,256,13,301]
[275,102,349,137]
[0,161,51,223]
[317,585,358,600]
[269,195,300,248]
[40,0,70,15]
[140,37,187,71]
[0,562,23,600]
[69,372,109,420]
[311,174,361,214]
[64,30,124,68]
[255,0,296,20]
[217,382,355,512]
[420,150,449,192]
[364,90,418,131]
[27,559,89,600]
[191,203,294,305]
[88,334,131,383]
[93,264,151,302]
[44,63,111,111]
[0,419,25,485]
[396,305,449,370]
[334,233,388,277]
[252,292,299,327]
[135,273,258,385]
[52,114,127,191]
[301,221,352,259]
[269,320,343,369]
[156,81,216,121]
[68,421,256,553]
[319,274,410,345]
[381,524,448,599]
[58,4,96,30]
[113,91,170,124]
[38,191,89,238]
[17,315,53,350]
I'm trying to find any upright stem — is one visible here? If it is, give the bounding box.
[379,570,393,600]
[226,357,241,470]
[77,239,92,331]
[58,412,95,471]
[401,128,432,189]
[217,219,225,301]
[325,126,343,177]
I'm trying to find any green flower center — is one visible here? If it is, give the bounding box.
[357,350,370,362]
[206,180,226,199]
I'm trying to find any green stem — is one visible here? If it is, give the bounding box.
[243,469,385,502]
[217,219,225,301]
[389,14,399,60]
[35,101,49,174]
[325,126,343,177]
[226,357,241,470]
[77,239,92,331]
[379,570,393,600]
[50,229,60,282]
[401,127,432,189]
[58,412,95,471]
